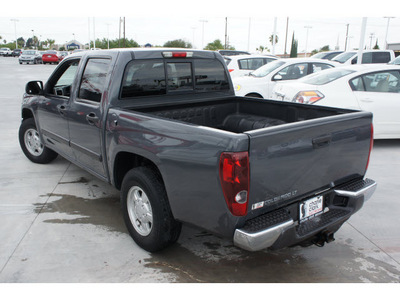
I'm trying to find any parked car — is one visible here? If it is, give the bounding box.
[224,54,278,78]
[272,64,400,139]
[389,56,400,65]
[0,47,12,56]
[59,51,69,60]
[332,50,395,65]
[218,50,250,56]
[19,50,42,64]
[311,50,343,60]
[12,49,22,57]
[42,50,62,64]
[233,58,339,99]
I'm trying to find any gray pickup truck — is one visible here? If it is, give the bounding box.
[19,48,376,252]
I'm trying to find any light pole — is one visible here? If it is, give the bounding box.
[369,32,375,49]
[31,30,35,49]
[384,17,395,49]
[199,19,208,49]
[10,18,18,49]
[304,26,312,57]
[106,23,111,49]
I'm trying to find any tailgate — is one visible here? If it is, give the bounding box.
[246,111,372,214]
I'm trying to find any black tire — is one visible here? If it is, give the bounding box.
[246,93,264,99]
[121,167,181,252]
[18,118,58,164]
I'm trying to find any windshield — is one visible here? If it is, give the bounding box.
[250,60,285,77]
[389,56,400,65]
[22,51,36,55]
[300,68,356,85]
[332,52,356,63]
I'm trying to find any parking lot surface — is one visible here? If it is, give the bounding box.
[0,56,399,283]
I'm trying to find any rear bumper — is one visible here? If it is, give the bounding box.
[233,178,376,251]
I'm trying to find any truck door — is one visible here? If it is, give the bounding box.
[38,58,80,160]
[69,57,112,178]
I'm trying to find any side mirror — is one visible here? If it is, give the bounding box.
[273,74,283,81]
[25,81,44,95]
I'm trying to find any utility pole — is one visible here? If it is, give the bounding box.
[199,19,208,49]
[88,17,91,49]
[369,32,375,49]
[93,17,96,49]
[304,26,312,57]
[345,23,349,51]
[284,17,289,57]
[272,18,277,55]
[123,17,126,48]
[384,17,395,49]
[224,17,228,49]
[357,18,368,64]
[10,19,18,49]
[119,17,121,48]
[247,18,251,52]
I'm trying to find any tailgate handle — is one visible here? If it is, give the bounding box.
[312,135,331,148]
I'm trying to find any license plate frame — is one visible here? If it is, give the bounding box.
[299,195,324,223]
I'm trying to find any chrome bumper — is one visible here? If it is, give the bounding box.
[233,178,376,252]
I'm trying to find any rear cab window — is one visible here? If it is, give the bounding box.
[120,58,229,99]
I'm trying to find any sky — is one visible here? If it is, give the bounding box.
[1,1,399,55]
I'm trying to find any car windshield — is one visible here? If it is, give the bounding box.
[332,52,356,63]
[250,60,285,77]
[300,68,356,85]
[22,51,36,55]
[389,56,400,65]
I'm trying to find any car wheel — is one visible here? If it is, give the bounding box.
[18,118,58,164]
[121,167,181,252]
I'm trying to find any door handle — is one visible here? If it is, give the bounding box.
[312,135,331,149]
[86,113,99,125]
[360,98,374,103]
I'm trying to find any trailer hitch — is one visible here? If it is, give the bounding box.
[313,231,335,247]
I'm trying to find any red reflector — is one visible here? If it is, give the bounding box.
[219,152,249,216]
[228,69,234,72]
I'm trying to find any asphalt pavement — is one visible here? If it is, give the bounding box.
[0,56,399,284]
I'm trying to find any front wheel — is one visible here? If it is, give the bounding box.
[121,167,181,252]
[18,118,58,164]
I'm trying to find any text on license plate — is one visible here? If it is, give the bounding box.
[299,195,323,223]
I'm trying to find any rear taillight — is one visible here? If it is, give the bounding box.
[219,152,249,216]
[228,69,234,72]
[294,91,324,104]
[365,124,374,172]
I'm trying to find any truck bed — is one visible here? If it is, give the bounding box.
[134,97,350,133]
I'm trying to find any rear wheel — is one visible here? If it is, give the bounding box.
[121,167,181,252]
[18,118,58,164]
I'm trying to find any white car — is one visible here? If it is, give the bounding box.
[332,50,395,65]
[272,64,400,139]
[224,54,277,78]
[0,47,12,56]
[233,58,339,99]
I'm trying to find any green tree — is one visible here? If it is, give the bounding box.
[163,39,192,48]
[320,45,330,52]
[204,39,224,51]
[290,32,298,58]
[269,34,278,45]
[373,39,380,49]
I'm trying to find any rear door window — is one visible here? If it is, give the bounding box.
[78,58,111,102]
[121,60,166,98]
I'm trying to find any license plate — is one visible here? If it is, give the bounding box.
[47,55,52,58]
[299,195,323,223]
